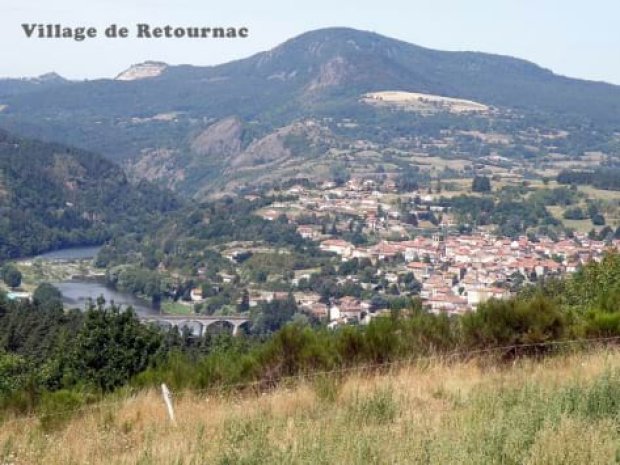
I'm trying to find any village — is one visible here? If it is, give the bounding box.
[5,171,619,333]
[241,175,620,327]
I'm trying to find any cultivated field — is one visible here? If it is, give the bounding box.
[363,91,490,114]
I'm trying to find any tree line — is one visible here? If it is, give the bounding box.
[1,252,620,423]
[557,168,620,191]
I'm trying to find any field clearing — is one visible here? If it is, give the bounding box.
[547,206,597,233]
[439,178,471,197]
[294,268,321,277]
[526,179,560,189]
[577,185,620,202]
[439,178,530,197]
[1,348,619,464]
[363,91,490,114]
[409,156,470,171]
[563,219,597,234]
[10,260,101,293]
[160,300,195,315]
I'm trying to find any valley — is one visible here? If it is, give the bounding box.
[1,26,620,464]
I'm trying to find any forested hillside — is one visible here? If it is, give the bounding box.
[0,130,181,259]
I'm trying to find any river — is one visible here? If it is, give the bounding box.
[53,280,160,317]
[29,245,160,317]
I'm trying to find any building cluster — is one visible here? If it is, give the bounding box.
[317,233,617,316]
[255,179,619,323]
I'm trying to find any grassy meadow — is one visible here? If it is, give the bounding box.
[1,347,619,465]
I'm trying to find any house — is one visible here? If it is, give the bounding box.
[407,261,433,280]
[329,296,368,322]
[383,179,397,192]
[369,241,402,261]
[294,292,321,307]
[260,210,281,221]
[297,225,320,240]
[219,272,236,284]
[337,296,369,320]
[190,288,204,302]
[320,239,355,258]
[466,287,510,308]
[223,249,250,263]
[426,294,468,314]
[303,302,328,319]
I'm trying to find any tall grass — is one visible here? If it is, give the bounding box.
[0,348,619,464]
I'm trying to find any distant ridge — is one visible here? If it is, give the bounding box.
[1,27,619,196]
[3,27,620,122]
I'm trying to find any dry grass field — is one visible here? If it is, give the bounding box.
[363,91,490,114]
[1,347,619,464]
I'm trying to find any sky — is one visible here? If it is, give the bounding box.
[1,0,619,84]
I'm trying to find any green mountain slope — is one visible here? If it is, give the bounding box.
[0,129,181,259]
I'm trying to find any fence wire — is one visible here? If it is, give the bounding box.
[1,335,619,428]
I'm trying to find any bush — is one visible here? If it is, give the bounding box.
[472,175,491,193]
[1,265,22,288]
[400,309,458,354]
[583,310,620,337]
[591,213,606,226]
[33,283,63,310]
[258,324,336,380]
[69,304,163,392]
[361,317,401,364]
[563,207,586,220]
[461,295,565,351]
[38,389,89,432]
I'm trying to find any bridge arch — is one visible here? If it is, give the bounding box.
[204,320,235,336]
[140,315,250,337]
[232,319,251,336]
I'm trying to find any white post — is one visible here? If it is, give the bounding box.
[161,383,177,426]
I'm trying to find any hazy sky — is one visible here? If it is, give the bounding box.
[2,0,619,84]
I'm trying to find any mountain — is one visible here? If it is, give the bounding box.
[1,27,619,196]
[0,129,181,259]
[4,28,620,122]
[0,72,69,98]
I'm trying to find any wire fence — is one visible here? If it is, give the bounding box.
[2,335,620,428]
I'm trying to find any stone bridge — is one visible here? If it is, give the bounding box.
[141,315,250,336]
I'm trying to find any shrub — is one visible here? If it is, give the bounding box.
[258,324,336,380]
[1,265,22,289]
[38,389,88,432]
[69,304,163,392]
[461,295,565,351]
[583,310,620,337]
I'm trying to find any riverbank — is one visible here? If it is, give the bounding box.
[9,257,104,294]
[6,256,187,317]
[3,246,195,317]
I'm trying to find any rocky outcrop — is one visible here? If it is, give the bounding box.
[190,117,243,157]
[115,61,168,81]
